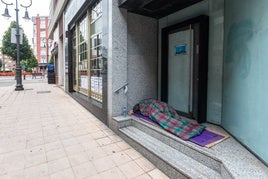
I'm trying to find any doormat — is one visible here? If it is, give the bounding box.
[190,129,229,148]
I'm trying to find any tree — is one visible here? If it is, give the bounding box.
[20,60,27,71]
[20,52,38,72]
[27,53,38,70]
[49,54,55,64]
[0,59,2,70]
[0,21,32,62]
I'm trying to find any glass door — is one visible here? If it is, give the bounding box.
[168,28,193,114]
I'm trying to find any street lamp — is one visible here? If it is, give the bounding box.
[1,0,32,91]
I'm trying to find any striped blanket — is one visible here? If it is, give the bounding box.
[139,99,205,140]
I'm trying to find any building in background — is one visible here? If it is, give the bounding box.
[0,51,15,71]
[32,14,50,74]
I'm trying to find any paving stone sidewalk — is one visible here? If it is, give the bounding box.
[0,82,168,179]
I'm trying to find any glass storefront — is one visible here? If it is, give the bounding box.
[90,0,103,102]
[78,16,89,95]
[72,29,77,90]
[71,0,103,103]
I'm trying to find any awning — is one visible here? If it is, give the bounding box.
[119,0,203,19]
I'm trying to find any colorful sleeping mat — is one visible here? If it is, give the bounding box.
[132,113,228,147]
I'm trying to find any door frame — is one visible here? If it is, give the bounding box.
[161,15,209,123]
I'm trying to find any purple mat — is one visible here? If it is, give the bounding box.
[133,113,225,147]
[132,113,158,125]
[190,129,225,147]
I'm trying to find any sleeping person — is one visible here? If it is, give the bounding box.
[133,99,205,140]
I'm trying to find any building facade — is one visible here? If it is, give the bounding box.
[49,0,268,167]
[0,52,15,71]
[48,0,68,86]
[32,15,50,73]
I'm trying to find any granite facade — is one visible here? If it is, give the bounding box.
[127,13,158,111]
[107,2,158,126]
[108,0,128,124]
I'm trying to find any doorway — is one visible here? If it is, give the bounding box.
[168,28,193,115]
[161,15,209,123]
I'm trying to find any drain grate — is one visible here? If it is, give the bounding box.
[25,88,34,91]
[37,91,51,94]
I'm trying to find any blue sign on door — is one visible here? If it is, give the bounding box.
[175,44,187,54]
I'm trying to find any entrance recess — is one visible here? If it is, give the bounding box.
[168,29,193,114]
[161,15,209,123]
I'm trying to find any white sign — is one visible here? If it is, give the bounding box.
[80,75,88,89]
[11,28,23,45]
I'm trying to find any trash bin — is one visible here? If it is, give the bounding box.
[48,64,54,72]
[47,64,55,84]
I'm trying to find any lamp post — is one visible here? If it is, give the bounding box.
[1,0,32,91]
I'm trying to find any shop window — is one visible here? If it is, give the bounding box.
[71,0,103,103]
[90,0,103,102]
[72,29,77,90]
[91,0,102,22]
[78,15,89,95]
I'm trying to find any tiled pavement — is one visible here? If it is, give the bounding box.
[0,80,168,179]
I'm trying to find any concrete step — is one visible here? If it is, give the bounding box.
[131,118,224,174]
[120,126,222,179]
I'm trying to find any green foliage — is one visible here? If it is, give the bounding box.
[20,60,27,71]
[28,53,38,68]
[20,53,38,72]
[49,55,55,64]
[0,21,32,62]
